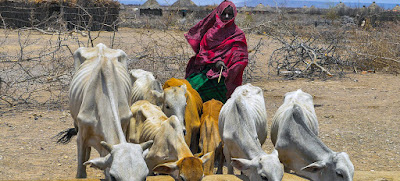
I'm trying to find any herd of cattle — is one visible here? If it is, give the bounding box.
[56,43,354,181]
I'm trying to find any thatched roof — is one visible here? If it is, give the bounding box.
[335,2,347,9]
[254,3,266,11]
[393,4,400,11]
[240,5,250,12]
[171,0,197,8]
[368,1,380,11]
[141,0,160,9]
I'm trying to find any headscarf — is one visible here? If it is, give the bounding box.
[184,0,248,97]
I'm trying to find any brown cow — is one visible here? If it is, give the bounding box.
[196,99,224,175]
[163,78,203,153]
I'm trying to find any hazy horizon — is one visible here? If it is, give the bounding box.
[117,0,399,8]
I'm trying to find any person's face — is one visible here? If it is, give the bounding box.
[221,5,234,22]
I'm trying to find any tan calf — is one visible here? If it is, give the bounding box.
[196,99,224,175]
[129,100,211,180]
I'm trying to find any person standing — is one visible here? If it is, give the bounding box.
[185,0,248,103]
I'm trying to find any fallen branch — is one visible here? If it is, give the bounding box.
[301,44,333,76]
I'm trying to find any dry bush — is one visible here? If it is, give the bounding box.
[347,22,400,73]
[0,2,120,109]
[1,5,399,109]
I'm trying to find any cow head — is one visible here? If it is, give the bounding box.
[153,153,212,181]
[231,150,283,181]
[130,69,164,107]
[283,89,314,111]
[84,141,153,181]
[301,152,354,181]
[162,85,187,135]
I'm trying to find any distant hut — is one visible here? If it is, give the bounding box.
[334,2,349,16]
[308,5,318,15]
[359,5,368,16]
[368,1,382,14]
[170,0,197,17]
[239,5,250,14]
[301,5,308,13]
[0,0,120,31]
[392,4,400,12]
[265,5,273,12]
[253,3,267,14]
[140,0,162,16]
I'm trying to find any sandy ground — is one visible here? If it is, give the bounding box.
[0,26,399,180]
[1,72,399,180]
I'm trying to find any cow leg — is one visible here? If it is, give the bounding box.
[216,143,224,174]
[76,133,88,178]
[223,145,233,174]
[184,131,192,151]
[190,128,200,153]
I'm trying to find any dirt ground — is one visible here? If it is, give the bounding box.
[1,72,399,180]
[0,27,399,180]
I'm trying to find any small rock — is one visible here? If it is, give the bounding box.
[57,163,62,166]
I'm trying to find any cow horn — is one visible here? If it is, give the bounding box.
[140,140,153,150]
[100,141,113,153]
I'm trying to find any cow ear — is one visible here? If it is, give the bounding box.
[301,161,326,173]
[129,69,140,82]
[231,158,255,171]
[180,84,187,95]
[73,47,87,71]
[153,161,179,175]
[151,90,164,100]
[152,80,164,93]
[117,50,128,68]
[200,152,213,166]
[83,154,111,170]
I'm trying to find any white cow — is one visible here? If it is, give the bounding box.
[271,89,354,181]
[130,69,164,106]
[219,83,283,181]
[57,43,151,181]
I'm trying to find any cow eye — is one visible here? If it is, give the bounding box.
[110,175,117,181]
[166,105,170,109]
[179,175,186,181]
[261,175,269,181]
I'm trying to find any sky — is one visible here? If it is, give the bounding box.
[118,0,399,6]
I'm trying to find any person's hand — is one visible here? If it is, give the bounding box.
[215,61,227,70]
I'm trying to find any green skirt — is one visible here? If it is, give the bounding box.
[187,72,227,103]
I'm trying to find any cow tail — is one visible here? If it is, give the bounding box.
[54,128,77,144]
